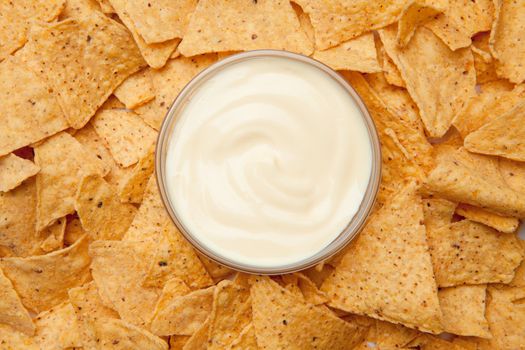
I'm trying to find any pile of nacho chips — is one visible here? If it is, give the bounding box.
[1,0,525,349]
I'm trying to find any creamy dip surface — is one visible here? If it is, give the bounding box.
[165,56,373,268]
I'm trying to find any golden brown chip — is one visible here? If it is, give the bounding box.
[89,240,160,328]
[179,0,313,56]
[0,324,38,349]
[425,0,494,50]
[108,0,197,43]
[427,220,524,287]
[92,317,169,349]
[252,276,366,349]
[464,102,525,161]
[143,222,213,290]
[75,175,137,240]
[34,132,106,231]
[379,25,476,138]
[97,0,115,13]
[135,54,217,129]
[396,0,446,47]
[0,0,65,61]
[151,284,214,336]
[453,80,524,138]
[118,146,155,203]
[170,335,190,350]
[0,154,39,193]
[182,317,209,350]
[438,284,491,338]
[26,14,145,129]
[485,285,525,349]
[294,0,405,49]
[313,33,381,72]
[0,57,68,157]
[198,254,234,281]
[471,32,499,84]
[230,323,258,350]
[408,334,469,349]
[456,204,519,234]
[0,235,91,313]
[63,217,86,247]
[510,241,525,287]
[379,46,406,88]
[374,320,419,349]
[91,109,157,167]
[114,68,155,109]
[490,0,525,83]
[422,198,457,231]
[321,182,443,333]
[33,302,82,349]
[0,268,34,335]
[39,216,66,253]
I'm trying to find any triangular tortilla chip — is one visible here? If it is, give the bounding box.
[471,32,499,84]
[179,0,312,56]
[422,198,457,232]
[378,45,406,88]
[207,280,252,350]
[453,80,524,138]
[89,240,161,328]
[464,102,525,161]
[438,284,490,338]
[39,216,66,253]
[0,154,39,193]
[456,204,519,234]
[0,56,68,157]
[427,220,524,286]
[90,109,157,167]
[118,147,155,203]
[485,286,525,349]
[26,13,145,128]
[396,0,446,47]
[379,25,476,137]
[64,217,87,247]
[183,317,209,350]
[34,132,106,230]
[135,54,217,129]
[143,222,213,290]
[0,268,34,335]
[92,317,169,350]
[230,323,258,350]
[75,175,137,240]
[33,302,82,349]
[108,0,197,44]
[114,68,155,110]
[313,33,381,72]
[425,0,494,50]
[151,284,214,336]
[252,276,366,349]
[374,320,419,349]
[321,182,443,333]
[0,235,91,313]
[490,0,525,83]
[0,0,65,61]
[425,147,525,217]
[198,254,234,281]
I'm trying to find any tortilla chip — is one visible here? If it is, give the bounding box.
[108,0,197,44]
[292,2,315,44]
[0,57,68,157]
[321,182,443,333]
[143,222,213,290]
[422,198,457,231]
[456,204,519,234]
[485,286,525,349]
[198,255,234,281]
[379,25,476,137]
[73,122,116,176]
[170,335,190,350]
[313,33,381,72]
[64,217,87,247]
[396,0,446,47]
[427,220,524,286]
[374,320,419,349]
[453,80,523,138]
[408,334,469,349]
[135,54,217,130]
[464,101,525,161]
[123,175,169,242]
[151,284,214,336]
[282,273,328,305]
[230,323,258,350]
[379,46,407,87]
[207,280,252,350]
[252,276,366,349]
[425,147,525,217]
[39,216,66,253]
[0,154,39,193]
[0,235,91,313]
[27,14,145,129]
[0,268,34,335]
[510,241,525,287]
[471,32,499,84]
[0,0,65,61]
[183,317,209,350]
[118,146,155,203]
[438,285,490,338]
[33,302,82,349]
[90,240,161,328]
[498,157,525,195]
[179,0,312,56]
[59,0,103,19]
[75,175,137,240]
[425,0,494,50]
[490,0,525,83]
[294,0,405,50]
[114,69,155,109]
[34,132,106,231]
[97,0,115,13]
[92,317,169,350]
[0,324,38,349]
